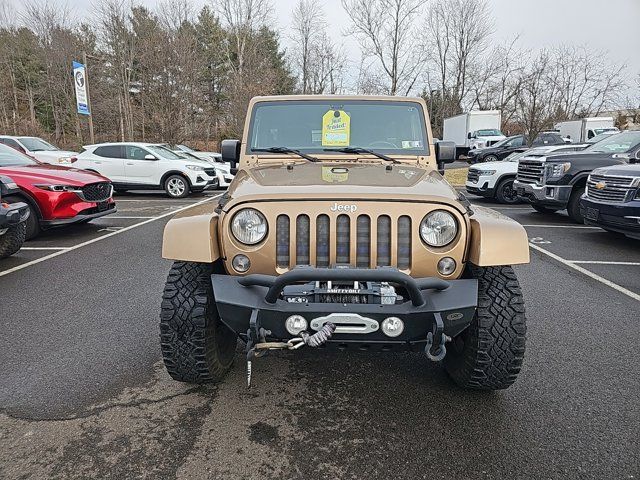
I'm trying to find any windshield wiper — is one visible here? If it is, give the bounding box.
[323,146,400,164]
[253,146,319,163]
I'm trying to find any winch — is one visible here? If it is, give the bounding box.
[282,280,400,304]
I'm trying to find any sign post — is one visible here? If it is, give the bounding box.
[73,55,94,144]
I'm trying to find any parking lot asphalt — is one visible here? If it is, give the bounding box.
[1,190,639,479]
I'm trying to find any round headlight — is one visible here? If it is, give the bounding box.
[420,210,457,247]
[231,208,267,245]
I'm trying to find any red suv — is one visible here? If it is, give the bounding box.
[0,143,116,238]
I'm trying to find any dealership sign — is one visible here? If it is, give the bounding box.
[72,61,90,115]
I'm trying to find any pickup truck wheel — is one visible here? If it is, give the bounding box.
[531,205,559,214]
[160,261,237,383]
[444,265,526,390]
[495,177,519,204]
[164,175,189,198]
[4,196,40,239]
[567,186,585,223]
[0,222,26,259]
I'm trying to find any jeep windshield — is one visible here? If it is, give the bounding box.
[247,100,429,156]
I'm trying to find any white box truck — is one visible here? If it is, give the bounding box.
[554,117,618,143]
[443,110,505,157]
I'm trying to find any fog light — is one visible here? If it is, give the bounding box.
[381,317,404,337]
[232,254,251,272]
[285,315,308,335]
[437,257,456,276]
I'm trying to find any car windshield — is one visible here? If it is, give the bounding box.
[247,100,429,155]
[593,128,618,135]
[0,143,38,166]
[585,131,640,153]
[586,132,616,144]
[491,136,517,148]
[19,137,58,151]
[476,129,502,136]
[148,145,186,160]
[176,144,195,152]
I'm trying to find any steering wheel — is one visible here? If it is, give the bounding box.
[367,140,398,149]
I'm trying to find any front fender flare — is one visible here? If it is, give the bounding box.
[162,203,220,262]
[467,206,530,266]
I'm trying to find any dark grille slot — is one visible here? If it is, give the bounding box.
[316,215,330,267]
[296,215,310,265]
[467,170,479,183]
[204,169,216,176]
[397,216,411,270]
[377,215,391,266]
[276,215,290,267]
[356,215,371,267]
[336,215,350,264]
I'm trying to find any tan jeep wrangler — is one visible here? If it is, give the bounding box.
[160,95,529,390]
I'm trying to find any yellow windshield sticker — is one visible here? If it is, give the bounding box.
[322,110,350,146]
[321,166,349,183]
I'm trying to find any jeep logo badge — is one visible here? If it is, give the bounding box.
[330,202,357,213]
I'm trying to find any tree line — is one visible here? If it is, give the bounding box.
[0,0,636,150]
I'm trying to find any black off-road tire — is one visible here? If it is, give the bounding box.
[567,186,585,224]
[160,261,237,383]
[444,265,526,390]
[4,196,40,239]
[0,222,26,259]
[531,204,559,214]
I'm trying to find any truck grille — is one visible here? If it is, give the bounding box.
[276,213,412,270]
[586,173,638,203]
[517,160,545,184]
[80,182,112,202]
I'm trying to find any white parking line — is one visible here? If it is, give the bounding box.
[0,195,220,278]
[569,260,640,266]
[20,247,70,251]
[529,243,640,302]
[106,216,156,219]
[521,224,600,229]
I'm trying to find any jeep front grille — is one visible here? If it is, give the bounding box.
[276,213,412,270]
[586,173,638,203]
[79,182,112,202]
[517,160,545,184]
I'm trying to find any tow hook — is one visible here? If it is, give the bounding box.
[245,309,336,388]
[425,312,450,362]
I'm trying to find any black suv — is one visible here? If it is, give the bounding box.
[467,132,566,164]
[580,163,640,239]
[0,175,29,259]
[514,131,640,223]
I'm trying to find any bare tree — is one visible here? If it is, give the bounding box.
[424,0,493,121]
[342,0,426,95]
[290,0,323,93]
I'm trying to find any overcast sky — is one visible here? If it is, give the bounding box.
[9,0,640,91]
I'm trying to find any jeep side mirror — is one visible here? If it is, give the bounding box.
[435,141,456,164]
[221,139,241,174]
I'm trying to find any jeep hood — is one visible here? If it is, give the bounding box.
[223,162,463,210]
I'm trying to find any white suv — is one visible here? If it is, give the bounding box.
[465,144,588,204]
[74,143,218,198]
[0,136,78,165]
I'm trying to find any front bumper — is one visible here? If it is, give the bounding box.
[514,180,571,207]
[0,201,29,230]
[465,180,495,198]
[580,196,640,239]
[191,177,219,192]
[41,202,117,226]
[212,267,478,349]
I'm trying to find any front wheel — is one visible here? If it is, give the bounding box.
[160,261,237,383]
[4,196,39,239]
[483,154,498,163]
[164,175,189,198]
[444,265,526,390]
[0,222,26,259]
[567,186,585,224]
[495,177,519,204]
